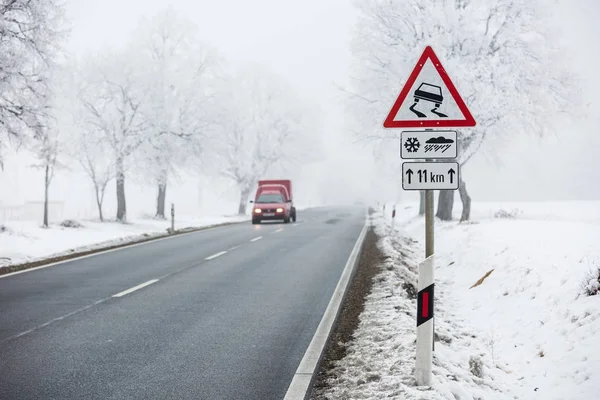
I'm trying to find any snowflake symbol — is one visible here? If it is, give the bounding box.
[404,137,420,152]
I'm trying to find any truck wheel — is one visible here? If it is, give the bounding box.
[252,218,260,225]
[292,211,296,222]
[284,216,290,224]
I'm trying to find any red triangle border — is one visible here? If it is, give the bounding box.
[383,46,476,128]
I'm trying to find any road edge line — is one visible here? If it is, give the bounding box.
[283,213,370,400]
[0,219,250,279]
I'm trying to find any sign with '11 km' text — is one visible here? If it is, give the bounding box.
[402,161,459,190]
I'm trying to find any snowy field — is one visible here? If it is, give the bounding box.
[319,201,600,399]
[0,214,250,269]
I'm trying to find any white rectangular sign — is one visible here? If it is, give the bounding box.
[402,162,459,190]
[400,130,457,159]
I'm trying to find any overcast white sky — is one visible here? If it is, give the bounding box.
[65,0,357,104]
[1,0,599,217]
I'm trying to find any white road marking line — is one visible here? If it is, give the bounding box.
[12,329,33,339]
[0,297,112,344]
[274,228,284,233]
[112,279,159,298]
[205,251,227,260]
[250,236,263,242]
[227,245,243,251]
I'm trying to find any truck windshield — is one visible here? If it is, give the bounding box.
[256,193,284,203]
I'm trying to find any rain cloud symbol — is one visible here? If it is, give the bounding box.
[424,136,454,153]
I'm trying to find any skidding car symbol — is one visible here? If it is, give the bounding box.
[414,83,443,105]
[409,82,448,118]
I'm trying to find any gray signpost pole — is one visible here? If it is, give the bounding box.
[425,190,434,256]
[425,189,434,353]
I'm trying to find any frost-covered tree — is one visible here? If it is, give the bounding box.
[75,126,113,222]
[58,63,113,222]
[31,123,60,227]
[77,52,147,222]
[346,0,577,220]
[132,8,219,218]
[214,66,322,215]
[0,0,66,168]
[29,68,68,227]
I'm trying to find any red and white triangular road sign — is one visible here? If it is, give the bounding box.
[384,46,476,128]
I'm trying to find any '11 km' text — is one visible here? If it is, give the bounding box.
[405,168,456,185]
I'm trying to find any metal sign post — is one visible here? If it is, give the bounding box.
[426,189,435,355]
[383,46,476,387]
[425,191,434,259]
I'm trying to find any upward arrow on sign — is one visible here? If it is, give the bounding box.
[384,46,476,128]
[448,168,455,184]
[406,168,414,184]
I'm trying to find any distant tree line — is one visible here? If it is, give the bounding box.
[0,5,324,225]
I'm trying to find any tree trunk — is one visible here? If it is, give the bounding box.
[115,156,127,222]
[238,185,252,215]
[94,185,104,222]
[43,164,50,227]
[436,190,455,221]
[419,190,426,215]
[156,182,167,219]
[458,178,472,222]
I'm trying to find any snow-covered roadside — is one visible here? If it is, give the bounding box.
[0,214,249,269]
[318,203,600,400]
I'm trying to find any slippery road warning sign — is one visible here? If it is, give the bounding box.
[384,46,476,128]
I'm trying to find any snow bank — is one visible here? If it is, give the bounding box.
[320,202,600,400]
[378,200,600,225]
[0,214,249,268]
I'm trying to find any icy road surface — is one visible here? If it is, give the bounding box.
[0,206,365,400]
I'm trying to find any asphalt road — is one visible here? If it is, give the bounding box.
[0,206,366,400]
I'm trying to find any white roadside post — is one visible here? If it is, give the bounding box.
[415,254,434,384]
[170,203,175,233]
[382,46,476,387]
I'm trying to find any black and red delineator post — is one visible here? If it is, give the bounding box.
[416,255,434,385]
[416,283,434,327]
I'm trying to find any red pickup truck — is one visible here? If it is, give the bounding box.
[250,179,296,224]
